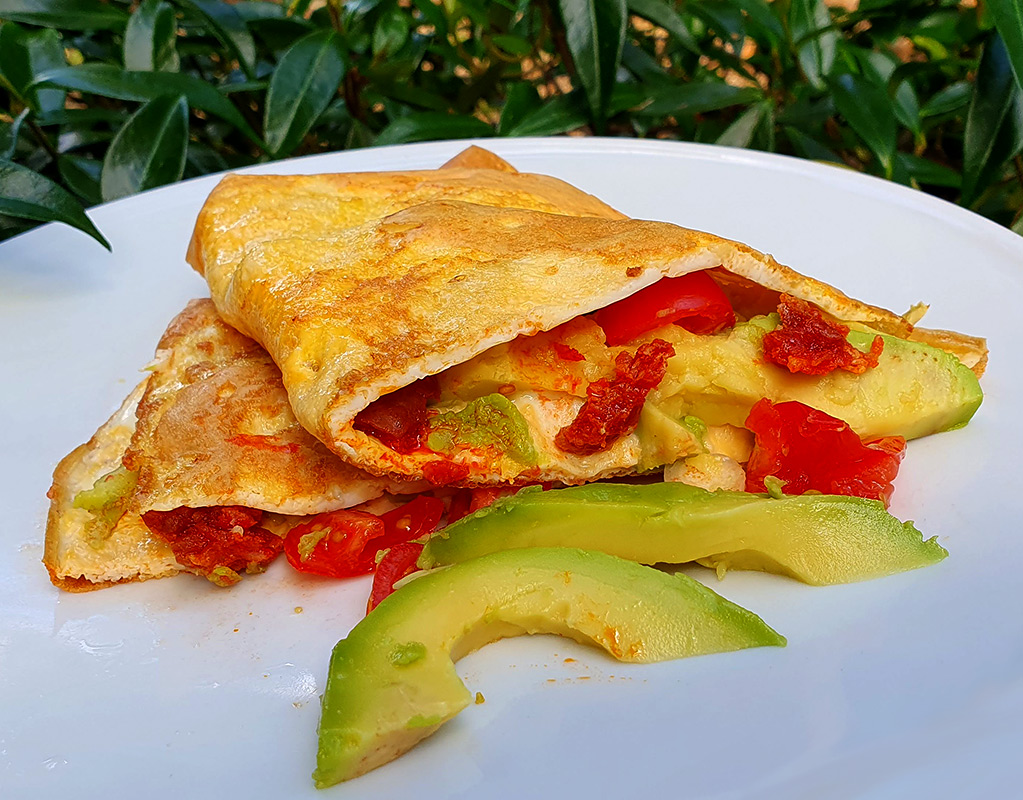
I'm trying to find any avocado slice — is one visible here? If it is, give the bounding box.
[419,483,947,585]
[314,547,784,787]
[651,316,982,440]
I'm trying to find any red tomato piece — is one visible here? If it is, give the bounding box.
[446,485,525,524]
[422,459,471,486]
[446,489,473,524]
[375,495,445,550]
[283,510,385,578]
[366,542,424,613]
[744,399,907,506]
[592,271,735,346]
[551,342,585,362]
[763,294,884,375]
[142,506,283,582]
[352,376,439,454]
[555,339,675,456]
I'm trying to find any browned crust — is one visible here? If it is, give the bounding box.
[124,298,403,514]
[43,563,145,593]
[909,326,988,377]
[441,146,518,172]
[42,381,186,590]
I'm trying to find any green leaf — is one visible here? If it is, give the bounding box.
[490,34,532,57]
[641,82,761,117]
[728,0,783,45]
[0,0,128,30]
[373,112,493,147]
[920,81,971,118]
[503,92,589,136]
[372,5,410,58]
[626,0,699,54]
[0,23,66,114]
[36,107,126,126]
[851,48,921,136]
[58,153,103,205]
[830,73,897,176]
[556,0,627,131]
[716,102,766,148]
[175,0,257,78]
[263,29,345,158]
[498,83,540,135]
[963,33,1023,205]
[0,160,110,249]
[895,153,962,189]
[100,94,188,202]
[988,0,1023,92]
[0,108,30,161]
[1013,214,1023,236]
[124,0,181,72]
[692,2,745,44]
[234,0,287,21]
[35,65,263,146]
[784,125,843,163]
[789,0,836,90]
[609,81,655,115]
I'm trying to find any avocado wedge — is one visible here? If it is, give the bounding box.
[650,316,982,440]
[418,483,947,585]
[314,547,784,787]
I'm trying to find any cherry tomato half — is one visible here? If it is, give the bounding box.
[283,510,385,578]
[592,271,735,346]
[376,495,445,550]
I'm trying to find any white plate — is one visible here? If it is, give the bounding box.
[2,139,1021,799]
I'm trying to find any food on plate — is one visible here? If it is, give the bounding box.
[41,146,987,791]
[186,154,623,312]
[43,299,407,590]
[44,379,182,589]
[313,546,785,787]
[418,482,947,585]
[189,188,985,489]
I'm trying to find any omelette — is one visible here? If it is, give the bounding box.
[188,165,986,487]
[43,300,404,591]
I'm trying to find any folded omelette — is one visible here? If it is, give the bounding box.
[44,299,403,590]
[187,154,986,487]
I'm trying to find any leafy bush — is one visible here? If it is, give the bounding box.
[1,0,1022,248]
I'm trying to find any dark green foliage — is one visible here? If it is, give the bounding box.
[1,0,1022,247]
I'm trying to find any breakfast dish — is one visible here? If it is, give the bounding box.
[8,138,1016,800]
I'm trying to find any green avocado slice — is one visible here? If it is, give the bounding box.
[314,547,784,788]
[418,483,947,585]
[651,316,982,440]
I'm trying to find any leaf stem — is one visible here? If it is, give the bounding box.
[27,117,59,162]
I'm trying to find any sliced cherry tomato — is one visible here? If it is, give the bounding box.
[375,495,445,550]
[592,271,735,346]
[366,542,424,613]
[283,510,385,578]
[352,376,439,454]
[744,399,907,506]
